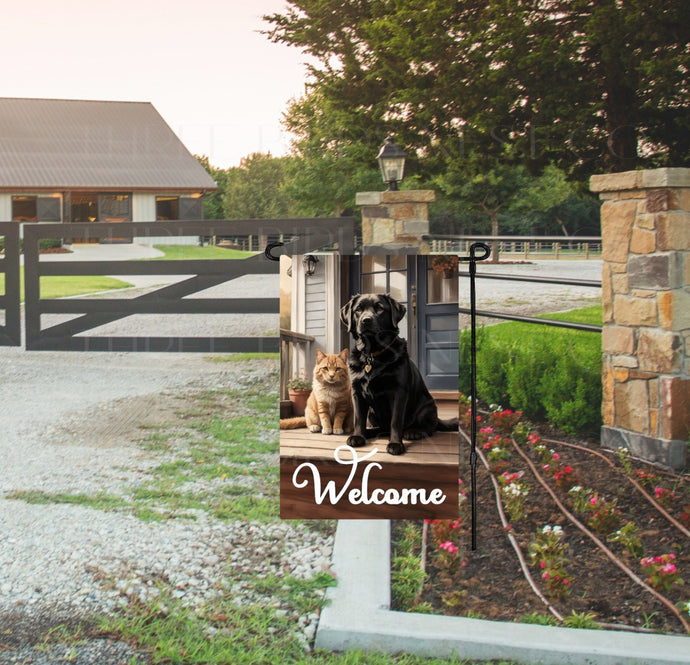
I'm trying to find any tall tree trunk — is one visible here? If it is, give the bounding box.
[602,36,640,172]
[606,91,639,172]
[490,211,500,263]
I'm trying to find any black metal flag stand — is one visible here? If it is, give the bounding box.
[459,242,491,550]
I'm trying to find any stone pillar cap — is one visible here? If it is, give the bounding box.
[356,190,436,205]
[590,167,690,193]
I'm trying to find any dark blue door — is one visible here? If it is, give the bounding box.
[416,256,459,391]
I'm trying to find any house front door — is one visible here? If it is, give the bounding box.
[416,256,459,391]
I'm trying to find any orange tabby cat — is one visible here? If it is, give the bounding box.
[280,349,353,434]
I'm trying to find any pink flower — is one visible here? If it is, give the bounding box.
[661,563,677,575]
[439,541,458,554]
[542,572,550,580]
[552,453,561,460]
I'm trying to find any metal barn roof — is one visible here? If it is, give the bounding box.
[0,98,216,190]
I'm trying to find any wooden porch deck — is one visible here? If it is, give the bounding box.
[280,428,458,466]
[280,395,460,519]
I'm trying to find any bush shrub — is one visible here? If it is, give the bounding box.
[460,306,602,436]
[38,238,63,250]
[0,238,62,252]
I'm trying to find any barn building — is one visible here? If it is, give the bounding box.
[0,97,216,243]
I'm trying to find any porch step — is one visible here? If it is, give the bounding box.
[431,390,458,402]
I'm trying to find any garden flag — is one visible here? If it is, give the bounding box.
[278,254,461,520]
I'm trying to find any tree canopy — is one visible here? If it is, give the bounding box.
[265,0,690,178]
[222,153,294,220]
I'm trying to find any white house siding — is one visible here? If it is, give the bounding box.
[305,267,328,358]
[132,192,157,223]
[290,255,343,380]
[0,194,12,221]
[132,193,196,246]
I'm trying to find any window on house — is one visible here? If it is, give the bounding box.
[179,196,203,220]
[99,194,131,220]
[360,255,409,340]
[71,193,99,222]
[361,255,408,304]
[12,196,61,222]
[37,197,61,221]
[12,196,37,221]
[156,196,179,220]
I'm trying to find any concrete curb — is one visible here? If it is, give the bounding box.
[315,520,690,665]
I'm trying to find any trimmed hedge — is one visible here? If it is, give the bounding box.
[460,306,602,436]
[0,238,63,252]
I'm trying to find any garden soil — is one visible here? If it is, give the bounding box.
[398,429,690,636]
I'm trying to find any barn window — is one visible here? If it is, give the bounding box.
[156,196,179,220]
[12,195,61,222]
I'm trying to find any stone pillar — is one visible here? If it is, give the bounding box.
[356,189,434,253]
[590,168,690,469]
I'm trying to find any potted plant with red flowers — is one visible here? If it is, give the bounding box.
[431,255,459,278]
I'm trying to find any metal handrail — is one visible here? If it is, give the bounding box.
[458,267,602,333]
[280,328,316,400]
[459,307,602,332]
[459,272,601,288]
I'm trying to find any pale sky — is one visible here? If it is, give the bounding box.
[1,0,310,168]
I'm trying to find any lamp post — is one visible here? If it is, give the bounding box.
[377,136,406,191]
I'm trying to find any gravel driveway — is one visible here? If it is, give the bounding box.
[1,248,333,664]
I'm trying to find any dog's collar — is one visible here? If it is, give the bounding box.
[367,335,399,358]
[363,336,399,372]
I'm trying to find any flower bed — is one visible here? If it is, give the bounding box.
[391,401,690,635]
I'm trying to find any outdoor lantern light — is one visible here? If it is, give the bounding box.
[377,136,406,191]
[303,254,319,276]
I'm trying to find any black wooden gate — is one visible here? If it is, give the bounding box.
[2,218,353,351]
[0,223,21,346]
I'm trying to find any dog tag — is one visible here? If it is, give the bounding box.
[364,363,372,373]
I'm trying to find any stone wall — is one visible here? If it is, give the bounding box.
[356,189,434,253]
[590,168,690,469]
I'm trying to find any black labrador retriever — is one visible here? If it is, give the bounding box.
[340,293,458,455]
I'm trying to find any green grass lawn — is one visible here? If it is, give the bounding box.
[152,244,255,260]
[477,305,602,347]
[0,273,132,301]
[541,304,602,325]
[0,243,255,301]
